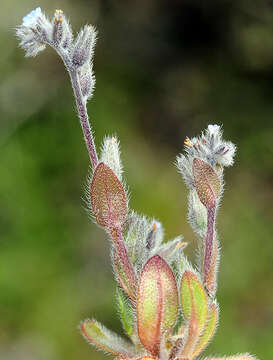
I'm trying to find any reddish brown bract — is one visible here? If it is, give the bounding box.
[90,162,127,228]
[193,158,221,209]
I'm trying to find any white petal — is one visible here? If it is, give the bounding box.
[22,7,42,27]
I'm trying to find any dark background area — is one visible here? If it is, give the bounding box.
[0,0,272,359]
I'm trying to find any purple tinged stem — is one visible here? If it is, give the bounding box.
[204,206,215,284]
[69,69,98,169]
[111,227,137,300]
[46,39,98,168]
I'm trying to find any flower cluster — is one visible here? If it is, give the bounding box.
[16,8,258,360]
[16,7,96,102]
[177,124,236,192]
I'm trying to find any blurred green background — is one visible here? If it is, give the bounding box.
[0,0,272,359]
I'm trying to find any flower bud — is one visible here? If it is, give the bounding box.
[79,62,95,100]
[72,24,97,68]
[52,10,64,45]
[188,190,207,237]
[100,136,123,180]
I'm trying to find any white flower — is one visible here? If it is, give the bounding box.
[16,7,52,57]
[208,124,220,135]
[215,142,236,167]
[22,7,42,28]
[177,124,236,192]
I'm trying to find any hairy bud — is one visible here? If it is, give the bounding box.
[52,10,65,45]
[79,62,95,100]
[100,136,123,180]
[72,25,97,68]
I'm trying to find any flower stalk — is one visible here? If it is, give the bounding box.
[203,206,216,287]
[69,68,98,168]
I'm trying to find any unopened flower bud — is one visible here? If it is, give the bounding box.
[52,10,64,45]
[52,10,73,49]
[188,190,207,237]
[100,136,122,180]
[79,62,95,100]
[146,220,162,250]
[62,19,73,49]
[72,25,97,68]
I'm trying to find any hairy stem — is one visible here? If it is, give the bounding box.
[52,44,98,169]
[111,227,137,301]
[69,69,98,169]
[203,206,215,286]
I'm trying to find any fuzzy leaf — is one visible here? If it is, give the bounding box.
[180,271,208,333]
[202,355,257,360]
[193,158,221,208]
[90,162,127,228]
[80,319,136,357]
[192,301,219,358]
[137,255,179,356]
[117,287,134,337]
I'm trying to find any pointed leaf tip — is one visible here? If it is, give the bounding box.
[180,270,208,333]
[192,301,219,358]
[193,158,221,208]
[117,287,134,337]
[90,162,127,228]
[80,319,135,357]
[137,255,179,356]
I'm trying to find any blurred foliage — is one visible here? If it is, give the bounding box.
[0,0,272,359]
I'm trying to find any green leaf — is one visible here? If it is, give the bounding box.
[192,301,219,358]
[117,287,134,337]
[80,319,136,357]
[137,255,179,356]
[90,162,127,228]
[180,270,208,333]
